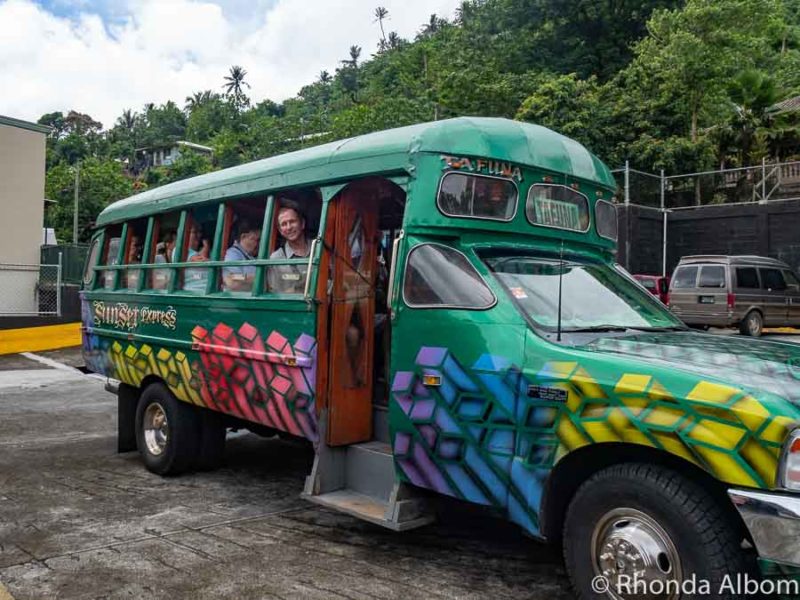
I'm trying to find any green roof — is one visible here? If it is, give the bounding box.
[0,115,52,135]
[97,117,616,226]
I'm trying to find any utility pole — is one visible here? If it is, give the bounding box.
[73,161,80,244]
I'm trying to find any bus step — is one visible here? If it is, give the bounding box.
[305,488,434,532]
[302,439,435,531]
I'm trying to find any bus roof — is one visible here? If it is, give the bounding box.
[97,117,616,226]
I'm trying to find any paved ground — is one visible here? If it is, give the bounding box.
[2,328,799,599]
[0,350,569,600]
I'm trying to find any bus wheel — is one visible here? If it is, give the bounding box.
[135,383,199,475]
[563,463,749,600]
[195,408,226,471]
[740,311,763,337]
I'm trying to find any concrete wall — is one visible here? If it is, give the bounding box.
[0,119,47,314]
[619,199,800,276]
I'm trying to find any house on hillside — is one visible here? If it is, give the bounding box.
[133,140,212,173]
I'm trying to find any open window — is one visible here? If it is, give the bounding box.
[100,224,123,290]
[146,212,180,291]
[266,188,322,295]
[177,206,217,293]
[122,219,147,290]
[218,197,267,293]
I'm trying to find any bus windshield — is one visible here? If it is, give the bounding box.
[482,254,684,332]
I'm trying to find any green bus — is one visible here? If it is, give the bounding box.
[83,117,800,598]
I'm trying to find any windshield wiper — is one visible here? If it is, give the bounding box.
[563,325,631,332]
[564,325,687,333]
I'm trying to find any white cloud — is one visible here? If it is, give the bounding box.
[0,0,461,128]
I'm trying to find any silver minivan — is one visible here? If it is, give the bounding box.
[668,255,800,336]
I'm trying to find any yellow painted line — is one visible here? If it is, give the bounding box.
[0,322,81,355]
[764,327,800,334]
[0,581,15,600]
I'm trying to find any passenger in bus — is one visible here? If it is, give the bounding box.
[152,232,176,290]
[222,220,261,291]
[126,234,143,288]
[473,179,511,218]
[268,201,310,294]
[182,225,210,292]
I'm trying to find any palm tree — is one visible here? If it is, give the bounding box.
[223,65,251,98]
[117,109,136,131]
[373,7,389,45]
[419,14,443,38]
[387,31,401,50]
[184,90,213,112]
[319,70,332,84]
[727,69,780,164]
[348,45,361,67]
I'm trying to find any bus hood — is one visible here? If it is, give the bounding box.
[582,332,800,405]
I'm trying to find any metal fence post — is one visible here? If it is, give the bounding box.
[762,157,767,203]
[661,169,667,277]
[624,160,630,205]
[57,252,63,317]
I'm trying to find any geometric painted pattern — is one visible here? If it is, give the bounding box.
[191,323,317,441]
[392,346,800,536]
[82,321,318,443]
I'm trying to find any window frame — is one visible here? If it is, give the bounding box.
[525,183,591,234]
[697,265,727,289]
[671,266,699,289]
[435,171,519,223]
[735,266,760,289]
[401,242,497,310]
[595,198,618,241]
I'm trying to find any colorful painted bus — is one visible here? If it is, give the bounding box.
[82,117,800,598]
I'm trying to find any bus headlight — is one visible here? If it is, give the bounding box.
[779,429,800,491]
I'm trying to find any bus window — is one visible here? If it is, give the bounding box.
[122,219,147,290]
[82,237,101,288]
[220,197,267,293]
[437,173,516,221]
[266,192,322,295]
[526,184,590,232]
[100,224,123,290]
[147,212,180,291]
[403,243,496,309]
[178,207,216,293]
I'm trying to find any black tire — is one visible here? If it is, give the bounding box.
[135,383,200,475]
[195,408,226,471]
[740,310,763,337]
[563,463,751,600]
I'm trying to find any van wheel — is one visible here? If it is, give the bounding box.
[740,311,763,337]
[135,382,199,475]
[563,463,750,600]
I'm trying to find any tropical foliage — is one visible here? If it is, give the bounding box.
[39,0,800,241]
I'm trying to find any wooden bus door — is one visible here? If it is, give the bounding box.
[327,184,378,445]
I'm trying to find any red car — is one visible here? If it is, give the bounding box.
[633,274,670,304]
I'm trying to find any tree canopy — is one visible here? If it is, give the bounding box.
[41,0,800,242]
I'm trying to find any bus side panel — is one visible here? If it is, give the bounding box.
[81,294,320,443]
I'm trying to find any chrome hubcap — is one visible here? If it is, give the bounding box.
[592,508,682,599]
[143,402,168,456]
[749,314,761,335]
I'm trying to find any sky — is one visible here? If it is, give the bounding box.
[0,0,462,129]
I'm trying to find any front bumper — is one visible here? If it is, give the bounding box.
[729,488,800,567]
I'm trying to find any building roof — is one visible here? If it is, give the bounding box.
[97,117,616,226]
[135,140,213,153]
[0,115,52,135]
[770,95,800,115]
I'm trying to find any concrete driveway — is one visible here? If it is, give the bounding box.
[0,351,569,600]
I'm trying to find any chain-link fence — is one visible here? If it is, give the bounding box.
[613,160,800,209]
[41,244,88,285]
[0,263,62,316]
